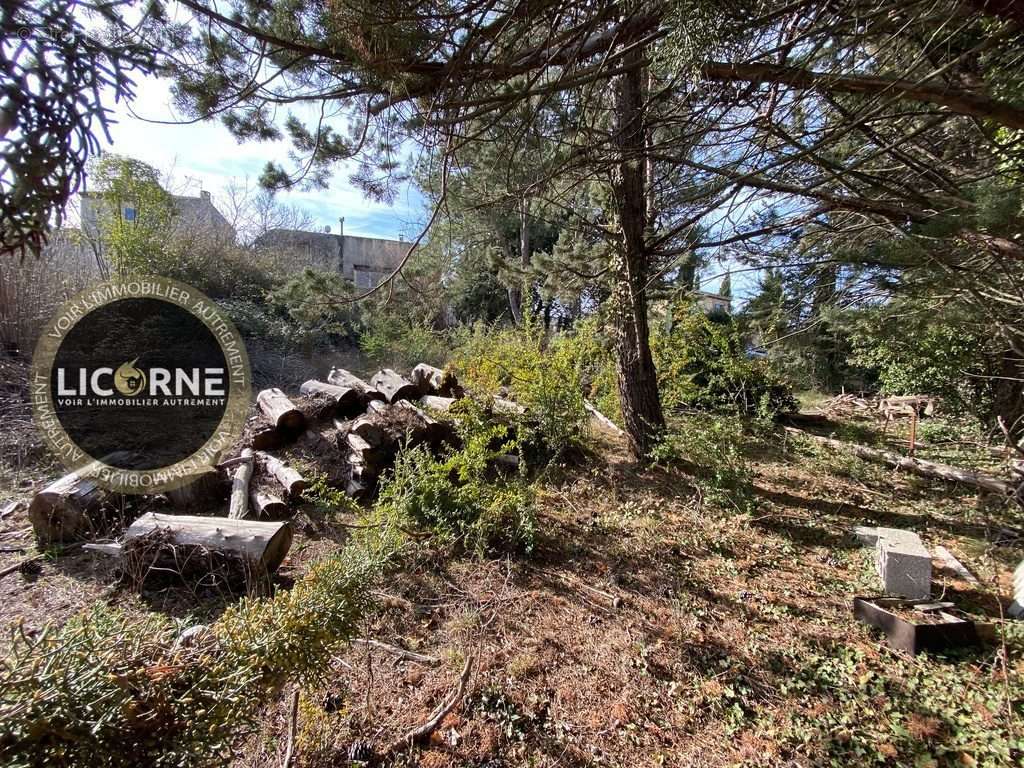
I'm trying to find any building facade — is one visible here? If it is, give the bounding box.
[254,224,407,289]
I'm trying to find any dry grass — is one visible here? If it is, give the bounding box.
[1,417,1022,766]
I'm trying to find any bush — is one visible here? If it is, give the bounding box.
[650,414,756,513]
[0,542,387,766]
[453,317,588,461]
[653,306,796,419]
[359,313,448,369]
[375,400,537,556]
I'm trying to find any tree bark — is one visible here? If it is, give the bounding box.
[299,379,363,415]
[370,369,420,403]
[255,452,308,497]
[992,350,1024,441]
[610,54,665,459]
[97,512,294,573]
[28,471,104,543]
[257,388,306,433]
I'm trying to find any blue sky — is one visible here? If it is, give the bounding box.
[97,76,426,241]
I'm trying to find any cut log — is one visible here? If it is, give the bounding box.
[420,395,455,412]
[28,471,104,543]
[255,452,308,497]
[228,449,255,520]
[251,423,284,451]
[257,388,306,433]
[396,400,456,447]
[299,380,363,416]
[346,453,376,499]
[327,368,384,402]
[250,489,288,518]
[371,369,420,404]
[584,400,624,437]
[347,432,389,471]
[366,399,389,415]
[347,415,389,447]
[101,512,293,572]
[166,469,224,510]
[786,427,1013,496]
[410,363,444,395]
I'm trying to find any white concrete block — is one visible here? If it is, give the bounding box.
[1009,560,1024,619]
[876,532,932,599]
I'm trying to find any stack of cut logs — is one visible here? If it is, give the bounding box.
[26,363,478,579]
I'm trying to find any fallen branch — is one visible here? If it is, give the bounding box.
[282,687,300,768]
[228,449,255,520]
[380,655,474,758]
[352,638,440,666]
[786,427,1013,496]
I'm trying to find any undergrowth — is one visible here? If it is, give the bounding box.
[375,398,538,556]
[0,522,396,766]
[650,414,757,513]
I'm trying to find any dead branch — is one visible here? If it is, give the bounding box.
[380,655,474,758]
[351,638,440,666]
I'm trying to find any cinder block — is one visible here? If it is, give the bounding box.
[1009,560,1024,619]
[852,526,879,546]
[876,532,932,599]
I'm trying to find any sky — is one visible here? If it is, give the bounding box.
[95,76,426,241]
[92,71,747,301]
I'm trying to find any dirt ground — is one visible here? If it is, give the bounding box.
[2,411,1022,766]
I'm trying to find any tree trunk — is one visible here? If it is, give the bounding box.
[370,369,420,403]
[610,54,665,459]
[299,380,363,416]
[28,471,104,543]
[327,368,384,402]
[255,452,308,497]
[786,427,1013,496]
[95,512,294,573]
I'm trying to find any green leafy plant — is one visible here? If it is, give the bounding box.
[376,401,537,556]
[650,414,756,513]
[453,316,588,462]
[653,305,797,419]
[0,538,389,766]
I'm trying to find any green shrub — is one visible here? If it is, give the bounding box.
[653,306,796,418]
[376,401,537,556]
[268,268,364,353]
[650,415,756,513]
[359,313,448,369]
[0,542,387,766]
[219,298,297,347]
[453,318,588,461]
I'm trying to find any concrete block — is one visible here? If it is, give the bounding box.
[933,545,979,585]
[1010,560,1024,619]
[876,532,932,599]
[852,525,879,546]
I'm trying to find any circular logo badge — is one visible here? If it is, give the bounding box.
[31,277,252,493]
